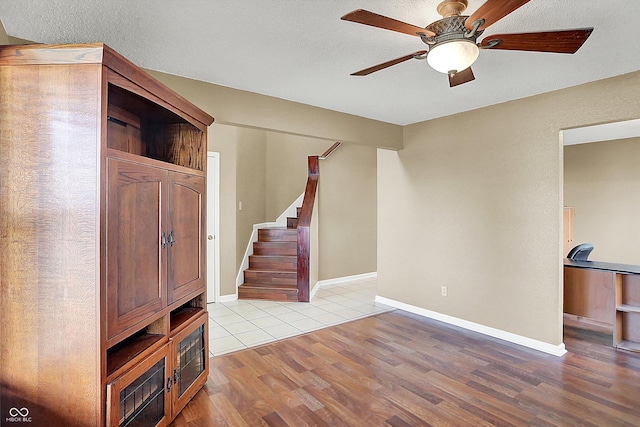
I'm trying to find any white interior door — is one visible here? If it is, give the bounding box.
[206,152,220,303]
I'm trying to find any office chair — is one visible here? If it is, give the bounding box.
[567,243,594,261]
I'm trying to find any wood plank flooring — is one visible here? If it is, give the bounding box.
[170,310,640,426]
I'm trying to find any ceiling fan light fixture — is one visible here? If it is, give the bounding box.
[427,39,479,74]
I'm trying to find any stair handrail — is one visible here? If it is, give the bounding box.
[296,142,341,301]
[296,156,318,302]
[318,141,342,160]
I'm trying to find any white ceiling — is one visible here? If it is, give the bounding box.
[1,1,639,126]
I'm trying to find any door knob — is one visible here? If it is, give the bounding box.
[208,235,213,240]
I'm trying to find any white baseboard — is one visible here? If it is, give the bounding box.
[218,293,238,303]
[375,296,567,357]
[316,272,378,288]
[309,282,320,299]
[310,272,377,300]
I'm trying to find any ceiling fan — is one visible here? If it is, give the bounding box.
[341,0,593,87]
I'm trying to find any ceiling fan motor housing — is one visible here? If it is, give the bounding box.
[424,15,483,46]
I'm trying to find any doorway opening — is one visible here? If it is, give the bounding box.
[561,119,640,345]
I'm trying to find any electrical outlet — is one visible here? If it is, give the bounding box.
[441,286,448,297]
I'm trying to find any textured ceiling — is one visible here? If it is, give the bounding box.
[1,0,639,125]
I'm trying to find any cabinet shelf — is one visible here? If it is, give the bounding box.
[171,307,205,333]
[615,275,640,351]
[107,83,206,171]
[616,304,640,313]
[107,333,165,379]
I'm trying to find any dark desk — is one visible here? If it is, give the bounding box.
[564,259,640,351]
[564,259,640,275]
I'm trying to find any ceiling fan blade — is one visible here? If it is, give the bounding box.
[480,29,594,53]
[350,51,427,76]
[341,9,435,37]
[449,67,475,87]
[465,0,531,31]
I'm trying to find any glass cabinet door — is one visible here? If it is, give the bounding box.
[106,345,170,427]
[170,312,209,415]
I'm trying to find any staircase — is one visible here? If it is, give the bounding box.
[237,142,339,303]
[238,208,301,301]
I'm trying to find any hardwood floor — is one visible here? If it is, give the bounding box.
[170,310,640,426]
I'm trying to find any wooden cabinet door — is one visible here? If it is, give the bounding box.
[106,344,171,427]
[166,172,205,304]
[107,158,168,341]
[169,313,209,417]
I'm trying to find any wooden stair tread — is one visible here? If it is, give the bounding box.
[254,241,296,246]
[239,282,297,289]
[253,241,297,256]
[249,254,297,259]
[249,255,296,260]
[249,254,296,262]
[248,255,297,272]
[245,267,298,275]
[244,268,296,285]
[238,283,298,302]
[258,228,297,242]
[253,245,296,248]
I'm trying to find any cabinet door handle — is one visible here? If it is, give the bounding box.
[161,232,167,249]
[167,376,172,391]
[169,230,175,247]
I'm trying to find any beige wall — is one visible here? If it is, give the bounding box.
[150,71,378,294]
[0,20,8,44]
[318,142,377,279]
[564,137,640,265]
[378,70,640,346]
[145,71,402,150]
[236,128,267,268]
[265,133,328,219]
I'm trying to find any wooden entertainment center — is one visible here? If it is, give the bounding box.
[0,43,214,426]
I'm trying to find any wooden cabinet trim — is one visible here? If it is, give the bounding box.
[0,43,213,128]
[106,148,206,177]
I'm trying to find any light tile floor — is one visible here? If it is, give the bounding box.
[207,277,393,356]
